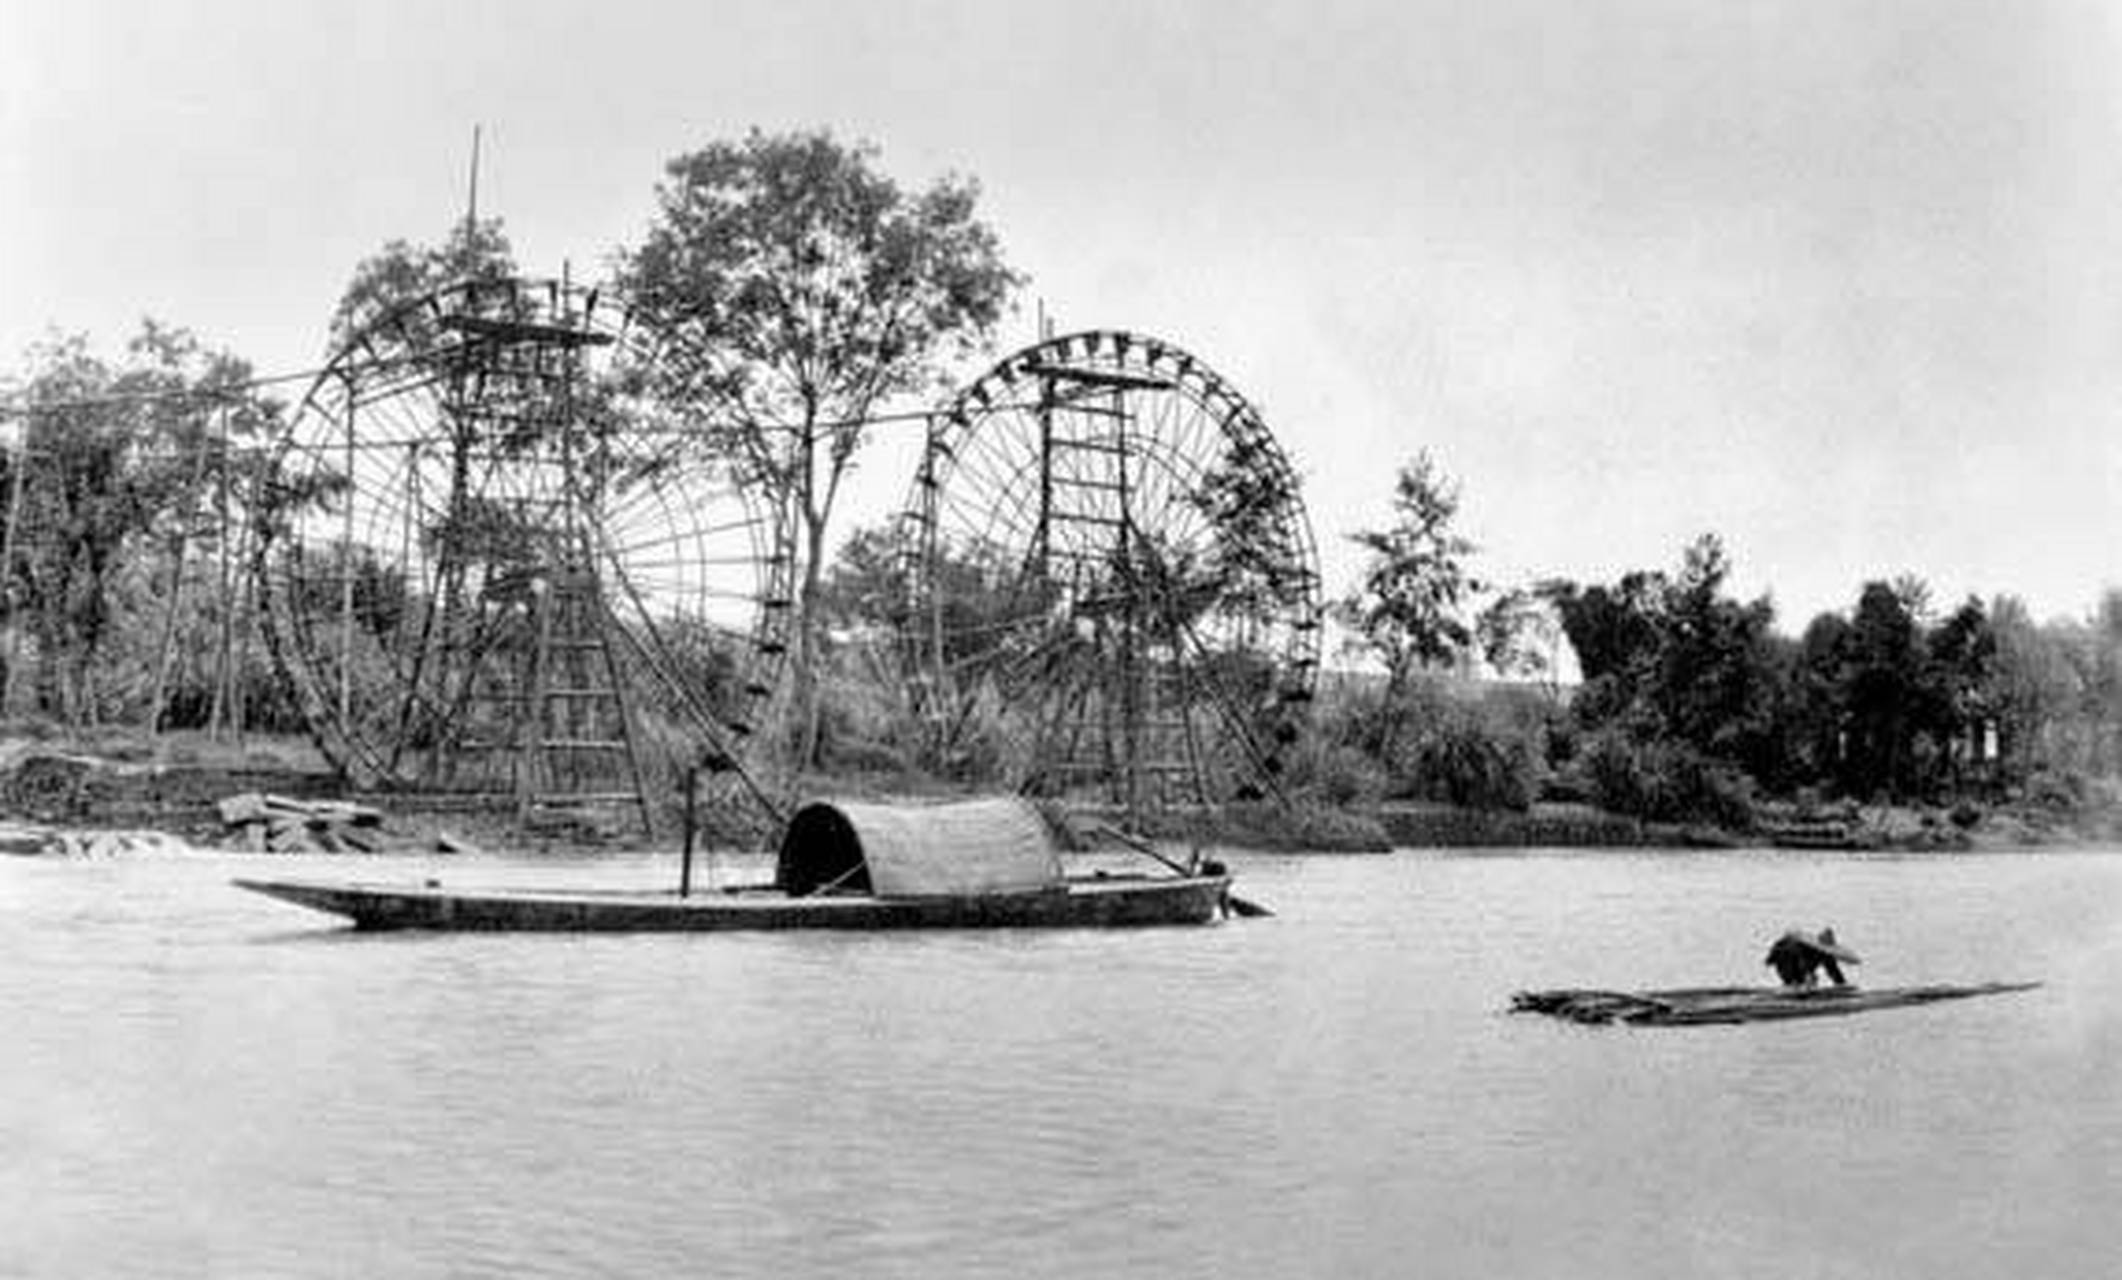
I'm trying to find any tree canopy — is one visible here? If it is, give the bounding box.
[5,322,279,726]
[615,128,1021,768]
[618,130,1018,444]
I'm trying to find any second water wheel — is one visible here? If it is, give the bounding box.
[898,329,1323,817]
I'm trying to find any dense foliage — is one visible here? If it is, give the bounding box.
[615,128,1021,770]
[1277,454,2122,828]
[2,323,295,731]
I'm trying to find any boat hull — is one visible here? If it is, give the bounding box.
[233,874,1231,932]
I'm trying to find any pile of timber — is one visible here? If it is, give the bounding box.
[1512,982,2041,1027]
[218,792,393,854]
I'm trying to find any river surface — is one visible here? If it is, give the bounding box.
[5,845,2120,1279]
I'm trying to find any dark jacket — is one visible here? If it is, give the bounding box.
[1764,931,1848,988]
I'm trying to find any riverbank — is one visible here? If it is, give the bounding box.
[3,734,2116,857]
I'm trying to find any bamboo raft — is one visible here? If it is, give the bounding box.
[1511,982,2040,1026]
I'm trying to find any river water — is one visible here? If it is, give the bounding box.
[4,845,2119,1279]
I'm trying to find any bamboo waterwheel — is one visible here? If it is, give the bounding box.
[898,329,1323,816]
[255,277,790,832]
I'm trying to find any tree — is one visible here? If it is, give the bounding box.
[1984,595,2075,780]
[1334,453,1482,767]
[1646,534,1780,769]
[815,523,914,640]
[329,217,516,345]
[1475,586,1565,688]
[1783,610,1853,787]
[1539,535,1779,814]
[1842,579,1925,796]
[1338,453,1481,689]
[1190,433,1314,627]
[616,128,1020,768]
[1923,596,1996,787]
[1540,570,1667,728]
[5,323,274,725]
[2046,590,2122,780]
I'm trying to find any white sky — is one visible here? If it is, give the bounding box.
[7,0,2122,629]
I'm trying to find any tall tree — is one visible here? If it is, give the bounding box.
[616,128,1020,768]
[1843,579,1925,796]
[2067,589,2122,777]
[6,324,271,724]
[1648,534,1780,767]
[1984,594,2075,780]
[1784,610,1853,787]
[1540,570,1666,720]
[1337,452,1482,759]
[1924,596,1996,786]
[1543,536,1781,781]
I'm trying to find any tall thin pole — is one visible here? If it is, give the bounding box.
[339,395,356,729]
[149,403,208,738]
[680,765,698,898]
[211,403,233,739]
[1,405,28,718]
[466,124,482,234]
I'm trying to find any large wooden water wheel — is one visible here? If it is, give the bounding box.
[898,329,1323,815]
[255,277,790,832]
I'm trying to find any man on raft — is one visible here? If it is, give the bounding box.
[1764,927,1861,989]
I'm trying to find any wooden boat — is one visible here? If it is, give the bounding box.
[1511,982,2040,1026]
[234,796,1233,932]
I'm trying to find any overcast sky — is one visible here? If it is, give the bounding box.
[7,0,2122,629]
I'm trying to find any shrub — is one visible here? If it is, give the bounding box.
[1390,689,1547,812]
[2024,768,2087,811]
[1410,709,1538,810]
[1286,738,1389,807]
[1584,729,1755,829]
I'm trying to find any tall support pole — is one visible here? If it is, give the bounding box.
[466,124,482,232]
[1,404,29,719]
[224,440,266,746]
[1113,386,1139,824]
[521,575,551,825]
[151,398,211,738]
[1034,376,1054,579]
[236,440,265,745]
[211,402,233,739]
[339,397,357,730]
[680,765,698,898]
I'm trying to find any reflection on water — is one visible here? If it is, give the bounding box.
[4,848,2120,1278]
